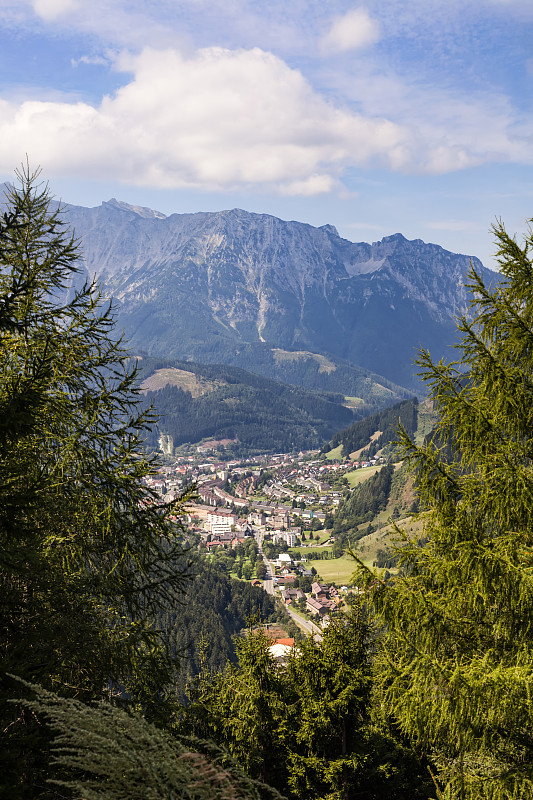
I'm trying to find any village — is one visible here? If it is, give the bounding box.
[143,438,385,631]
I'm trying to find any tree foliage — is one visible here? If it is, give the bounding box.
[184,627,289,786]
[156,560,279,697]
[181,610,427,800]
[356,220,533,799]
[0,168,192,796]
[17,679,283,800]
[283,612,372,800]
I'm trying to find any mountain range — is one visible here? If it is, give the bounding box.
[61,198,496,392]
[2,184,498,394]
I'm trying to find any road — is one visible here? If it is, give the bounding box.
[254,529,322,640]
[284,604,322,639]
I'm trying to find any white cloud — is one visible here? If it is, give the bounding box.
[0,44,530,195]
[71,53,112,68]
[327,62,533,174]
[321,7,380,54]
[1,0,187,50]
[0,46,414,193]
[32,0,79,20]
[279,174,340,196]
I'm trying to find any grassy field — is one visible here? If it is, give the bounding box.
[325,444,343,461]
[350,514,429,566]
[140,367,218,397]
[301,536,330,547]
[272,348,336,374]
[310,554,358,585]
[414,399,438,445]
[295,544,333,556]
[310,530,333,545]
[345,461,403,488]
[342,396,365,409]
[350,527,394,565]
[344,464,381,487]
[297,517,427,584]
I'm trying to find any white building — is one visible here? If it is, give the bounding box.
[276,552,293,568]
[207,510,237,536]
[272,531,297,547]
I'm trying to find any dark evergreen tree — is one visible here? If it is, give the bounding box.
[183,627,288,787]
[356,220,533,799]
[327,398,418,458]
[182,610,429,800]
[283,612,372,800]
[0,168,191,797]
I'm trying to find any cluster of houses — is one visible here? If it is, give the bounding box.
[304,582,343,618]
[200,510,254,549]
[271,552,313,585]
[144,447,363,536]
[189,497,328,551]
[279,580,342,619]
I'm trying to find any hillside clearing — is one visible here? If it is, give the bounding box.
[140,367,218,397]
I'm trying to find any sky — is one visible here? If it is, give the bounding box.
[1,0,533,268]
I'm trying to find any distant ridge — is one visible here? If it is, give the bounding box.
[137,355,362,455]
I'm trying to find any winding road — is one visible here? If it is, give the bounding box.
[255,530,322,640]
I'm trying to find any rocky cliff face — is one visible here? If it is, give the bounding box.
[55,199,497,389]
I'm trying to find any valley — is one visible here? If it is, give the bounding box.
[2,2,530,794]
[4,169,529,800]
[145,397,431,643]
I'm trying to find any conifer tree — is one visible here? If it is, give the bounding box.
[0,167,191,796]
[17,680,283,800]
[356,220,533,799]
[186,627,288,786]
[284,612,372,800]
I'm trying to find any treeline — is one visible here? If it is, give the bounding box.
[326,397,418,458]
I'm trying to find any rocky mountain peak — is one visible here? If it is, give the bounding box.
[55,199,497,389]
[103,198,167,220]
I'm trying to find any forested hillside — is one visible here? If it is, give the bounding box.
[180,612,432,800]
[198,344,412,404]
[326,397,419,458]
[333,462,396,539]
[328,398,436,551]
[138,356,358,454]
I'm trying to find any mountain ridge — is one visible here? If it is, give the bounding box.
[136,355,368,454]
[0,183,498,390]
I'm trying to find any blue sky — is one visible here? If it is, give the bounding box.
[1,0,533,268]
